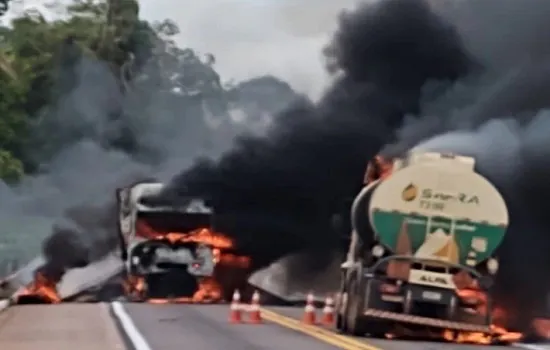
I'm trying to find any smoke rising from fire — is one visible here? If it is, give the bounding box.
[384,0,550,324]
[4,0,550,327]
[157,0,473,273]
[152,0,550,324]
[0,27,297,284]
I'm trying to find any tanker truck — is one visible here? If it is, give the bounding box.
[336,151,507,337]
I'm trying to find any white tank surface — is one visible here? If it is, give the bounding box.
[368,152,508,267]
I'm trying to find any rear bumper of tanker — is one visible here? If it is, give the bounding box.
[360,309,492,333]
[354,277,492,334]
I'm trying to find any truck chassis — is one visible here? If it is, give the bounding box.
[336,255,493,337]
[125,240,216,301]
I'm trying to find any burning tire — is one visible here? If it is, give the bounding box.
[16,294,54,305]
[452,289,493,327]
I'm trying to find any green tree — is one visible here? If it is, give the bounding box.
[0,0,242,182]
[0,149,23,183]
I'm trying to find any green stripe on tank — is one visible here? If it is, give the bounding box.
[371,210,506,265]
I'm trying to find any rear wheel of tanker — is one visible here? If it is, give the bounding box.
[335,271,348,332]
[344,271,371,337]
[452,291,493,327]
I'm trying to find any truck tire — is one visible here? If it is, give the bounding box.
[452,291,492,327]
[335,271,348,332]
[345,273,368,336]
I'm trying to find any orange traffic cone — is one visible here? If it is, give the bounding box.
[248,290,263,324]
[302,292,317,325]
[229,289,242,324]
[321,295,335,326]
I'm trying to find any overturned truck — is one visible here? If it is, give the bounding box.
[337,151,507,338]
[117,182,250,303]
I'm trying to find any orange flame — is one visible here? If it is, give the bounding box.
[136,221,233,249]
[126,222,251,303]
[381,271,530,344]
[364,155,393,184]
[533,318,550,339]
[440,285,524,344]
[147,278,223,304]
[16,272,61,304]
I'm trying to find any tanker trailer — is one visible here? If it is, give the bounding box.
[336,151,507,337]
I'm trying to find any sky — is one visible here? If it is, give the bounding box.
[5,0,362,99]
[137,0,361,99]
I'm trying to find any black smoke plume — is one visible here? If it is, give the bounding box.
[32,0,550,330]
[381,0,550,328]
[154,0,473,273]
[38,176,147,284]
[152,0,550,329]
[27,32,296,288]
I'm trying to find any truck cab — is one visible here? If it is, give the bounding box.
[116,182,219,300]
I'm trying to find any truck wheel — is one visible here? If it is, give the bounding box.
[345,274,368,336]
[335,273,348,332]
[452,293,492,327]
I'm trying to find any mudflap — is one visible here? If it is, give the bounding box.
[451,290,493,329]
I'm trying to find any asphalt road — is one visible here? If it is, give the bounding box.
[265,306,524,350]
[0,304,125,350]
[123,303,343,350]
[1,302,549,350]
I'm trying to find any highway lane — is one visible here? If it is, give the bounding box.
[1,302,550,349]
[108,302,550,349]
[121,303,345,350]
[0,304,125,350]
[262,306,543,350]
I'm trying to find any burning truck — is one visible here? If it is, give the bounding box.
[117,181,251,303]
[336,151,522,344]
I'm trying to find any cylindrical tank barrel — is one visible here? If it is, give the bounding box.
[350,181,379,247]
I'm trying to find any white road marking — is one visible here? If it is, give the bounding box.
[0,299,9,312]
[111,302,152,350]
[514,343,550,350]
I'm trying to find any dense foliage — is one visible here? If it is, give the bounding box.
[0,0,294,183]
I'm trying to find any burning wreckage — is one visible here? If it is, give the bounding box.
[6,181,251,305]
[336,151,528,344]
[117,182,250,303]
[4,151,549,346]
